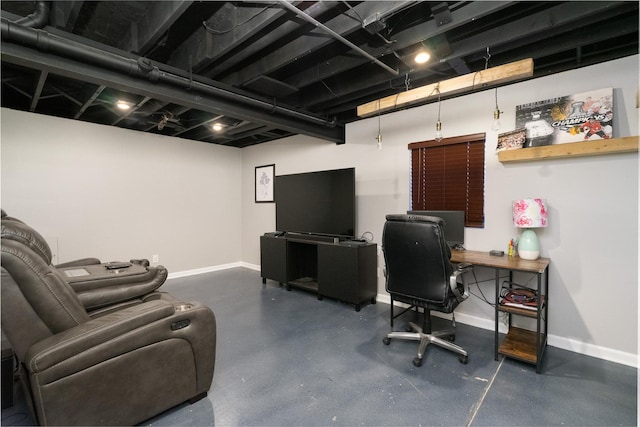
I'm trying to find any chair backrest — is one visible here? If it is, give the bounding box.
[382,214,456,311]
[1,214,90,361]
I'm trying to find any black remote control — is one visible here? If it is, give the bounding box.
[105,263,131,270]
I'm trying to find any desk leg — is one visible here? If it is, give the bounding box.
[536,272,542,373]
[494,268,500,361]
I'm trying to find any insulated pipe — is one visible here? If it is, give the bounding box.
[278,0,399,76]
[0,19,336,128]
[14,1,50,28]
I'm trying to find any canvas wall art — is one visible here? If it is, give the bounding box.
[515,88,613,147]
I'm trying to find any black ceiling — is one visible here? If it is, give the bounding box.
[1,1,638,148]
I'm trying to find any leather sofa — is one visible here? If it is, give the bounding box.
[0,211,216,425]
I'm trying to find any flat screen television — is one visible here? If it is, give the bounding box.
[407,210,465,248]
[276,168,356,238]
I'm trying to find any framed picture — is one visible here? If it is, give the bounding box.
[496,128,526,151]
[255,164,275,203]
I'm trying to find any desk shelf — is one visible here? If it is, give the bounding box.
[498,304,540,318]
[498,327,540,364]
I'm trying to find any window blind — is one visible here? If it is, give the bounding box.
[409,133,485,227]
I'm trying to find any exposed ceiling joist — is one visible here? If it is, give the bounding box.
[2,41,343,144]
[1,1,636,148]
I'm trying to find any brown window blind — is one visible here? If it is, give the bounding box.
[409,133,485,227]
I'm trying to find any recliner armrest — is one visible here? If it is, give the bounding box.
[25,299,175,374]
[55,257,102,268]
[59,263,168,311]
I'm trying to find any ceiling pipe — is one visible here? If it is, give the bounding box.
[14,1,50,28]
[0,19,337,129]
[278,0,400,76]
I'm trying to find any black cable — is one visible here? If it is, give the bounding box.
[467,272,511,307]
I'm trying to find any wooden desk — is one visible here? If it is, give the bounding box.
[451,250,550,373]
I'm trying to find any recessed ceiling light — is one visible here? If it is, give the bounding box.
[212,123,223,131]
[414,51,431,64]
[116,100,131,110]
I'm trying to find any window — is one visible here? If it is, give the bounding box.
[409,133,485,227]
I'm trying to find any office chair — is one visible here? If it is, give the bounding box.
[1,211,217,426]
[381,214,473,367]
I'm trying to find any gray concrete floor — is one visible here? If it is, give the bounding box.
[2,267,636,426]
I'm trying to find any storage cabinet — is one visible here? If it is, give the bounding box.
[260,234,377,311]
[259,235,287,284]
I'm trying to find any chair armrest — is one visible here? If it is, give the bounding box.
[450,264,474,301]
[60,264,168,310]
[25,300,175,374]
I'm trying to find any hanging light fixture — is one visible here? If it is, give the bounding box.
[491,88,502,131]
[435,87,443,141]
[375,100,382,151]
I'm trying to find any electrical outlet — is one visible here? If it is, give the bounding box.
[152,254,159,263]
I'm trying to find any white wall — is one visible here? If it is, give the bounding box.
[2,56,637,366]
[1,111,243,273]
[241,55,639,365]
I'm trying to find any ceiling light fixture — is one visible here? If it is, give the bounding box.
[157,114,169,130]
[414,51,430,64]
[115,100,131,110]
[212,123,223,131]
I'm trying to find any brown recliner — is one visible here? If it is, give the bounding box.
[0,211,216,426]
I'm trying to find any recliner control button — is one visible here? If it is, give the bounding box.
[171,319,190,330]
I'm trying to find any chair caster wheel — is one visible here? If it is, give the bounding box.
[459,355,469,364]
[413,357,423,367]
[382,337,391,345]
[355,304,361,312]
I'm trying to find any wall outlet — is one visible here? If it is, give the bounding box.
[152,254,159,263]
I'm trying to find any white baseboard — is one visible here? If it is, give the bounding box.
[166,265,637,368]
[167,262,245,279]
[376,293,637,368]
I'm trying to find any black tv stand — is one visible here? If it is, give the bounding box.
[260,233,377,311]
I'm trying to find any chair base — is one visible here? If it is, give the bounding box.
[383,321,469,367]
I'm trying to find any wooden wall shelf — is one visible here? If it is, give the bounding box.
[498,136,638,163]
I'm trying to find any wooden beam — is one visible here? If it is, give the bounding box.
[357,58,534,118]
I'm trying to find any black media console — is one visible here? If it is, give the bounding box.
[260,232,378,311]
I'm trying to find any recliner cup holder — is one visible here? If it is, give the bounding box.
[174,303,193,312]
